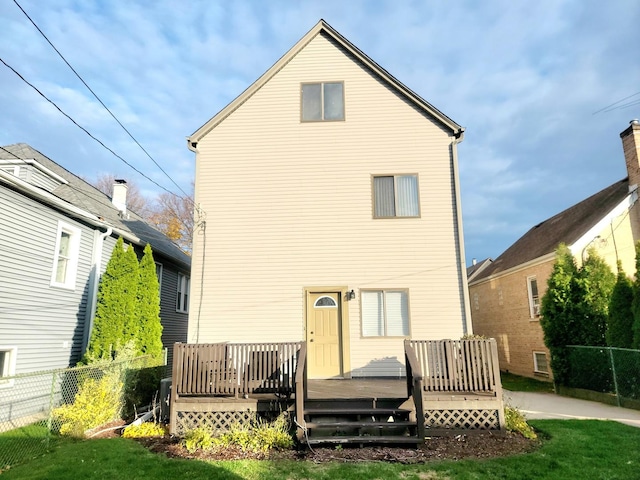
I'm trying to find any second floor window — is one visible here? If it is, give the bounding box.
[373,174,419,218]
[177,273,190,313]
[527,276,540,318]
[301,82,344,121]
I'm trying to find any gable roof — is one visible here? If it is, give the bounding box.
[188,19,463,147]
[0,143,190,270]
[471,178,631,282]
[466,258,493,282]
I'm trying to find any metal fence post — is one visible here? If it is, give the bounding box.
[608,347,621,407]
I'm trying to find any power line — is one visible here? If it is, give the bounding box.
[0,56,180,197]
[12,0,192,200]
[592,91,640,115]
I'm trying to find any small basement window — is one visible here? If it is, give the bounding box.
[533,351,549,375]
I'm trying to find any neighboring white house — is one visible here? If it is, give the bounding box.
[186,19,471,378]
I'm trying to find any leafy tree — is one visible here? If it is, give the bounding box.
[633,242,640,349]
[146,188,194,254]
[576,248,615,346]
[607,262,634,348]
[92,175,194,253]
[540,244,581,385]
[86,238,139,360]
[136,244,163,356]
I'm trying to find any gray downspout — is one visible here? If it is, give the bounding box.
[82,226,112,355]
[451,131,473,335]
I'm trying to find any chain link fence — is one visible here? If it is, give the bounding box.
[565,346,640,408]
[0,354,164,470]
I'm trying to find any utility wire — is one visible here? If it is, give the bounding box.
[592,91,640,115]
[12,0,192,201]
[0,56,179,197]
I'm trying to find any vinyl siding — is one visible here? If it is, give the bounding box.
[157,262,188,372]
[190,33,467,376]
[0,186,94,374]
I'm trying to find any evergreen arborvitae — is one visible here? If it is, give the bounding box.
[607,262,634,348]
[136,244,163,357]
[632,242,640,349]
[540,244,580,386]
[120,243,140,349]
[86,238,139,360]
[577,248,615,346]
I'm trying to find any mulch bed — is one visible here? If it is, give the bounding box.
[130,431,539,464]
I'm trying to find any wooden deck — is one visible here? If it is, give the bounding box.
[169,339,506,439]
[307,379,407,399]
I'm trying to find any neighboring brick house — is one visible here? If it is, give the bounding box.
[469,120,640,380]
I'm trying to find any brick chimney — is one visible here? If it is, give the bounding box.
[112,179,128,215]
[621,119,640,192]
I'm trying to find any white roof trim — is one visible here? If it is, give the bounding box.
[569,190,638,257]
[0,158,68,185]
[0,169,141,244]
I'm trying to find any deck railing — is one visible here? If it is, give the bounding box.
[405,339,505,431]
[408,339,501,394]
[172,342,303,398]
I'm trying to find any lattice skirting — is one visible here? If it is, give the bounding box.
[174,410,255,436]
[424,409,500,430]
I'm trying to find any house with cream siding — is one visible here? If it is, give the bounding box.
[0,144,191,382]
[186,20,471,378]
[469,120,640,380]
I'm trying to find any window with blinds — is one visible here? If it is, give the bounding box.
[361,290,409,337]
[372,175,419,218]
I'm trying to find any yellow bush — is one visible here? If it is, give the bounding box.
[52,372,123,437]
[505,406,537,439]
[122,422,167,438]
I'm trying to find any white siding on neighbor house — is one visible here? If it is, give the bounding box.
[190,32,467,376]
[0,186,95,374]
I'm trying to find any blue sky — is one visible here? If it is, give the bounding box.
[1,0,639,263]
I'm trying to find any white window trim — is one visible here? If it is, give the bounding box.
[176,273,190,313]
[50,221,82,290]
[527,275,540,319]
[533,351,549,375]
[0,346,18,388]
[155,262,163,292]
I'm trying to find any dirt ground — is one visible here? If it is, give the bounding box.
[131,431,538,464]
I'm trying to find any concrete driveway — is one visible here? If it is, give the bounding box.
[504,390,640,428]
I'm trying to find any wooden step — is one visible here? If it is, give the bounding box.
[305,435,422,445]
[305,421,416,429]
[304,407,411,416]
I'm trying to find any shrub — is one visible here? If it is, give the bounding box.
[52,371,123,437]
[182,413,293,454]
[122,422,167,438]
[183,427,216,453]
[504,406,537,440]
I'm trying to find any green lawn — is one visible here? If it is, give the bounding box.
[501,371,555,393]
[2,420,639,479]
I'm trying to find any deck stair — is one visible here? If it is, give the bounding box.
[300,398,421,446]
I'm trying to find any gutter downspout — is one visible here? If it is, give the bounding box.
[82,226,112,355]
[451,129,473,335]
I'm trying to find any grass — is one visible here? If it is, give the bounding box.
[501,371,555,393]
[2,420,640,479]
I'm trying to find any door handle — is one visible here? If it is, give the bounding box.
[310,339,314,342]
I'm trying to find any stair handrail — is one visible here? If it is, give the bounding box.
[404,339,425,439]
[294,341,308,438]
